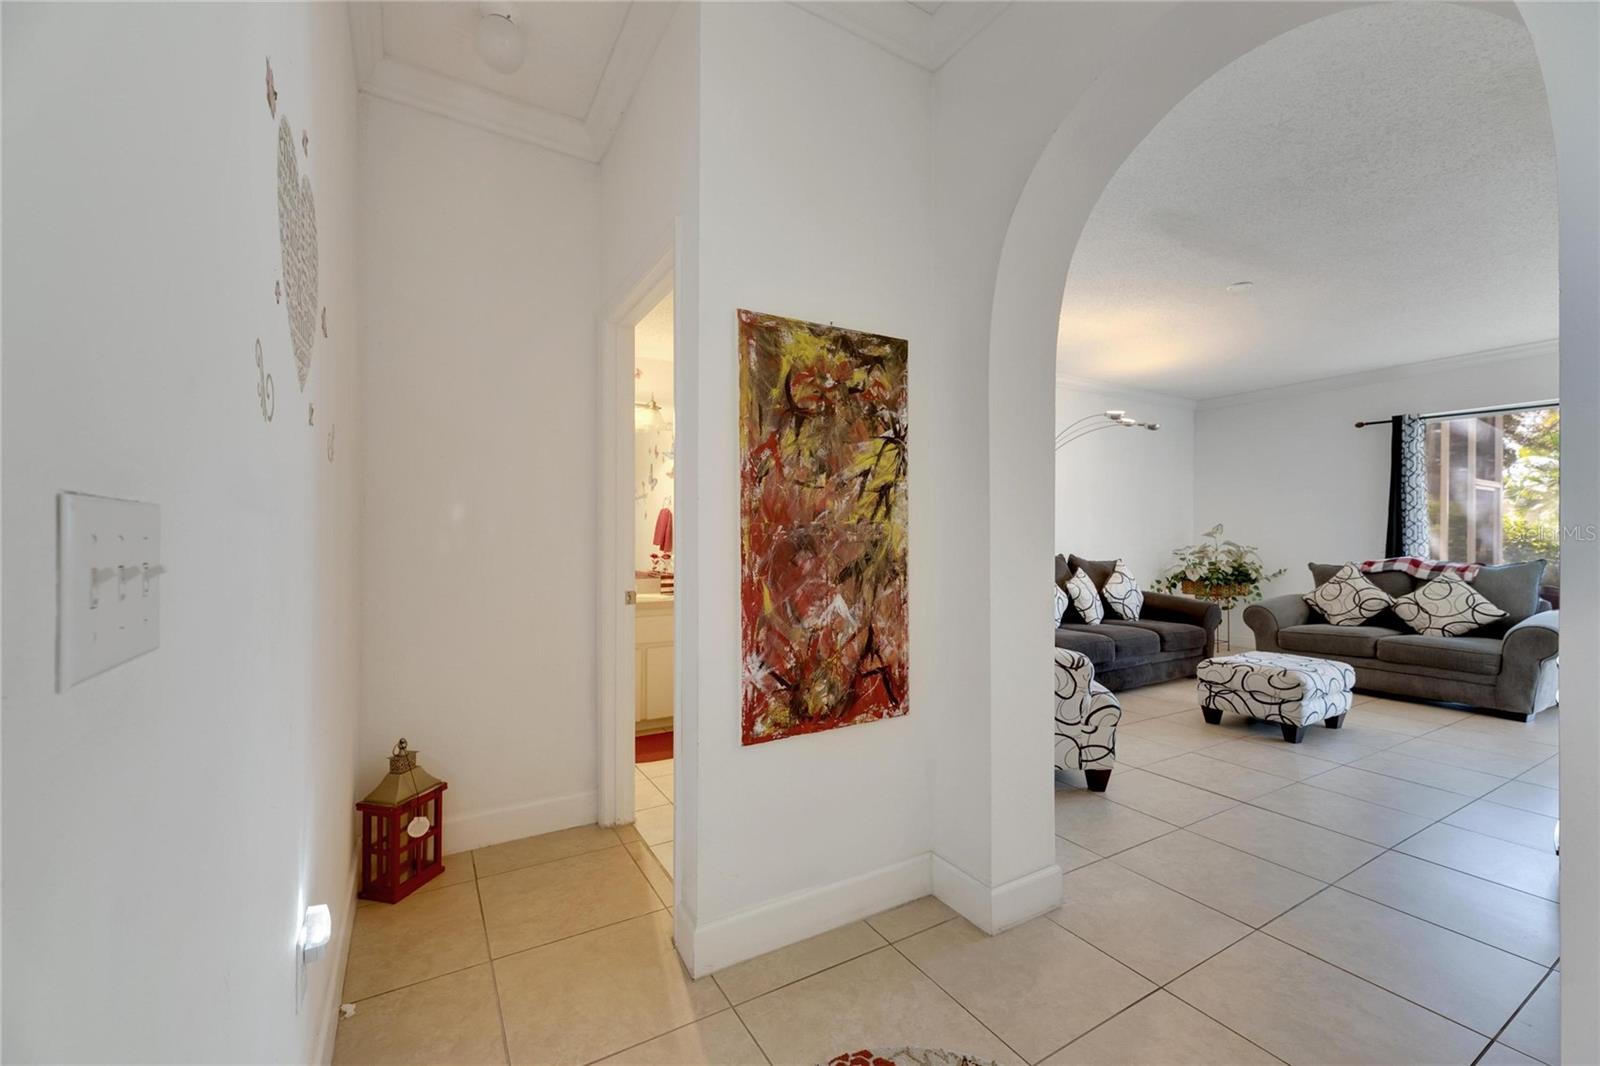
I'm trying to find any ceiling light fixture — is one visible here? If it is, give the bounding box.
[476,4,526,75]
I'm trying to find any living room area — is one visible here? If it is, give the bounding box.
[1050,4,1563,1062]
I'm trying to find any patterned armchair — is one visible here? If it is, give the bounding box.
[1054,648,1122,791]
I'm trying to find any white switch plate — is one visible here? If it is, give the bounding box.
[57,492,162,691]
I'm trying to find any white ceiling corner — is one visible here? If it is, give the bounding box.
[791,1,1008,70]
[348,2,675,163]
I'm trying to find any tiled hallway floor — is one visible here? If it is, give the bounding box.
[333,683,1561,1065]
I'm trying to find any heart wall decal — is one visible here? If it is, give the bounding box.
[276,115,319,391]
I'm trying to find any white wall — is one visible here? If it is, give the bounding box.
[357,95,600,851]
[682,2,935,973]
[1520,5,1600,1059]
[1194,344,1559,604]
[1056,383,1196,586]
[930,0,1177,928]
[2,4,363,1060]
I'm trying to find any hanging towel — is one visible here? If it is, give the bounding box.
[652,507,674,554]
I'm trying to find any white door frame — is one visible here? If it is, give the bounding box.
[597,251,674,828]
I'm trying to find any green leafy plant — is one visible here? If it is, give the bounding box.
[1154,524,1285,609]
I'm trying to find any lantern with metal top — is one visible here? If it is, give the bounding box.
[357,738,448,904]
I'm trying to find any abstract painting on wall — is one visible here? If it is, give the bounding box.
[738,310,909,745]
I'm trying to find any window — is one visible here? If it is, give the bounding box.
[1425,407,1559,586]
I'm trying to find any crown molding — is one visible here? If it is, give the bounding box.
[1053,372,1197,410]
[362,55,598,160]
[348,2,382,86]
[347,2,677,164]
[1194,338,1561,411]
[585,2,678,155]
[791,1,1010,71]
[928,3,1009,68]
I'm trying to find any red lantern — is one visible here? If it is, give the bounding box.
[357,738,448,904]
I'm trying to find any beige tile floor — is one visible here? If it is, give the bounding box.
[334,686,1562,1065]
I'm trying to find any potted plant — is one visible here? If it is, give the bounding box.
[1155,524,1285,617]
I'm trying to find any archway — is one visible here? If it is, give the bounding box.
[984,2,1598,1060]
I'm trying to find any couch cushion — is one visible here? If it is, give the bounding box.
[1118,619,1206,654]
[1470,560,1548,625]
[1279,623,1405,659]
[1068,554,1118,591]
[1055,553,1072,588]
[1376,634,1503,676]
[1056,626,1114,667]
[1310,562,1415,599]
[1096,622,1162,660]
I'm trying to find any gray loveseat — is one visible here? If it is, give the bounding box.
[1243,561,1559,720]
[1055,554,1222,692]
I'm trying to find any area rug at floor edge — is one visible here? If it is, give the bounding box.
[635,730,672,763]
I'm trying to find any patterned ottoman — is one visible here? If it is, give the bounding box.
[1055,648,1122,790]
[1197,650,1355,743]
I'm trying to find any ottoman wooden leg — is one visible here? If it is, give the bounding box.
[1324,714,1346,729]
[1280,722,1306,744]
[1085,768,1112,792]
[1201,706,1223,725]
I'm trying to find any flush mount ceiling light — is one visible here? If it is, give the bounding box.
[476,4,525,75]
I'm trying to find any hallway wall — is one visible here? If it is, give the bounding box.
[357,95,601,851]
[2,4,364,1060]
[682,1,935,973]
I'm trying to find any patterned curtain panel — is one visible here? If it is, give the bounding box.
[1384,413,1430,557]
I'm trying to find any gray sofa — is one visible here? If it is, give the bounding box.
[1244,561,1559,720]
[1055,554,1222,692]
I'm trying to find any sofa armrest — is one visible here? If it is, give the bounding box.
[1496,610,1559,715]
[1243,594,1312,652]
[1141,591,1222,632]
[1502,609,1559,663]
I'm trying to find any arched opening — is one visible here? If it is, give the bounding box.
[990,2,1595,1058]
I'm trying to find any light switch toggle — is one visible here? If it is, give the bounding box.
[57,492,162,691]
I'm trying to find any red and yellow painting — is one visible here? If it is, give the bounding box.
[739,309,909,745]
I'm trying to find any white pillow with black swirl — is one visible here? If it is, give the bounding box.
[1102,560,1145,620]
[1303,562,1395,626]
[1392,574,1509,637]
[1064,567,1104,625]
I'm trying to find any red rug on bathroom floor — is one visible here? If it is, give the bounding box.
[635,731,673,763]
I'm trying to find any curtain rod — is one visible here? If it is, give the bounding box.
[1354,399,1559,429]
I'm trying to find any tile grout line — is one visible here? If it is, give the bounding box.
[469,857,515,1066]
[1252,920,1541,1043]
[1471,962,1560,1066]
[882,929,1036,1065]
[1034,897,1291,1066]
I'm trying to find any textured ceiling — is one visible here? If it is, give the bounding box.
[1057,3,1556,400]
[380,2,630,119]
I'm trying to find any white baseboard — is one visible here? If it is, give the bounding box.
[446,790,600,853]
[681,853,932,978]
[312,860,360,1065]
[931,854,1063,933]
